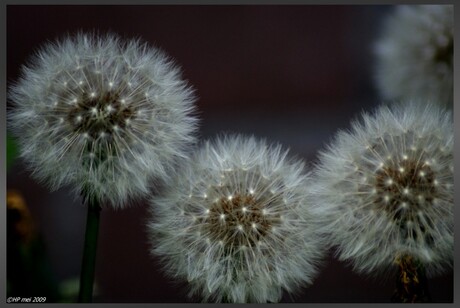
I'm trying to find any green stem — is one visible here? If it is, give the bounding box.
[78,199,101,302]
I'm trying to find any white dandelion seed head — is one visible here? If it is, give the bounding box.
[311,102,453,277]
[374,5,453,108]
[148,135,325,303]
[8,32,198,208]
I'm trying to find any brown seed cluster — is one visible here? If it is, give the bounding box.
[48,66,151,140]
[374,159,436,220]
[196,185,282,248]
[66,91,134,139]
[372,157,437,243]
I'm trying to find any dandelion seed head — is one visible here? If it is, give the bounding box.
[8,32,198,208]
[312,102,453,277]
[148,135,325,303]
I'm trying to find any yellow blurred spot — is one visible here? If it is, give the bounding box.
[7,190,35,243]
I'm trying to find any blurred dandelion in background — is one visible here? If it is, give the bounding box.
[148,135,325,303]
[374,5,453,108]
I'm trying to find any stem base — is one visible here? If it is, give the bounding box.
[391,255,431,303]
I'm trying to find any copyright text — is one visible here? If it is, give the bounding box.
[7,297,47,303]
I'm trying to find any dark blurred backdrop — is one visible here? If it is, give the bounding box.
[6,5,453,303]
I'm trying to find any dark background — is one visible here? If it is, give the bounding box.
[6,5,453,303]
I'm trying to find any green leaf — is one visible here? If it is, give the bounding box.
[7,134,18,170]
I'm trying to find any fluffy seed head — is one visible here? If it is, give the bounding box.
[311,102,453,277]
[8,33,198,208]
[148,135,325,303]
[374,5,453,108]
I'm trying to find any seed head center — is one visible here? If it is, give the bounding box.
[374,159,436,222]
[204,193,280,247]
[67,91,134,138]
[434,37,453,67]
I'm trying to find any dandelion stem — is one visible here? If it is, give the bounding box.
[78,199,101,302]
[391,254,431,303]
